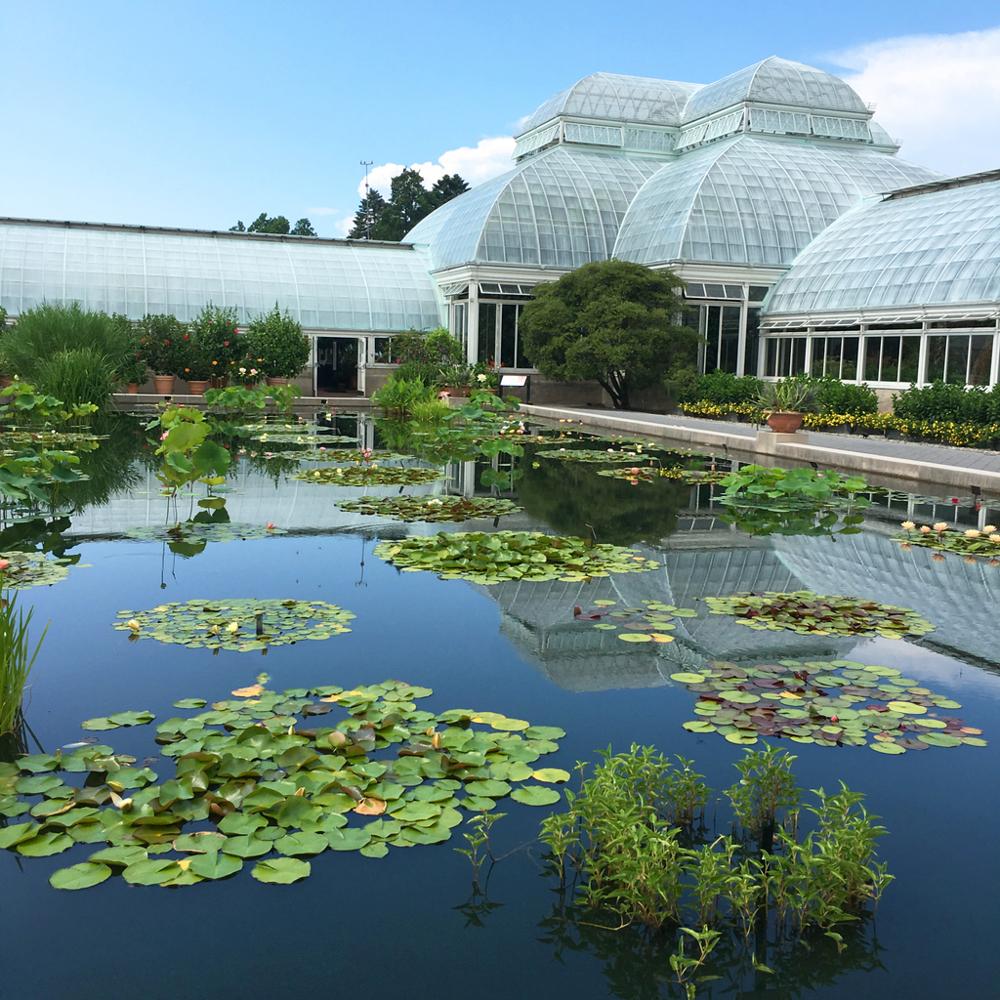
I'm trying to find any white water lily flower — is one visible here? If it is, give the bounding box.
[990,534,1000,544]
[919,525,932,534]
[900,520,916,530]
[933,522,949,532]
[227,621,240,634]
[983,525,998,534]
[965,529,981,538]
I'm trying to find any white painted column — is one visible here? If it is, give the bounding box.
[466,282,479,364]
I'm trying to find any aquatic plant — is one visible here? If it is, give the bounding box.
[0,551,74,589]
[113,598,355,651]
[539,745,891,941]
[293,448,408,464]
[0,586,46,734]
[203,383,299,414]
[295,465,441,486]
[895,520,1000,559]
[674,658,984,753]
[126,520,285,556]
[573,598,697,645]
[0,680,567,889]
[337,495,522,523]
[705,592,934,639]
[595,465,727,485]
[376,531,660,584]
[148,405,231,496]
[536,447,661,463]
[372,376,436,419]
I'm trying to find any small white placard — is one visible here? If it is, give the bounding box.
[500,374,528,387]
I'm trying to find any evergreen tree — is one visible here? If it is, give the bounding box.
[347,189,388,240]
[229,213,316,235]
[291,218,317,236]
[372,168,433,241]
[430,173,469,204]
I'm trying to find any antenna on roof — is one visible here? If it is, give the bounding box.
[360,160,374,240]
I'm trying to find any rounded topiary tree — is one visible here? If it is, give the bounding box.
[519,260,699,410]
[244,306,310,380]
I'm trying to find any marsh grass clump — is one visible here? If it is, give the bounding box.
[539,745,892,977]
[0,585,46,734]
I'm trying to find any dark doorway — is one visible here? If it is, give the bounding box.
[316,336,359,394]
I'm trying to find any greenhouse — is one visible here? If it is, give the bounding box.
[759,171,1000,390]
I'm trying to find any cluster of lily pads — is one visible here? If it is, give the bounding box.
[337,495,522,523]
[536,448,659,464]
[295,465,441,487]
[673,658,985,753]
[293,449,407,464]
[595,466,727,485]
[704,592,935,639]
[127,522,286,545]
[376,531,660,584]
[0,550,75,589]
[896,520,1000,560]
[113,599,355,652]
[246,431,358,447]
[0,681,568,890]
[573,599,697,643]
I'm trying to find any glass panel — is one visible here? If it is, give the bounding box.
[514,305,531,368]
[765,338,777,377]
[809,337,826,377]
[704,306,721,371]
[373,337,395,363]
[478,303,497,363]
[945,335,969,385]
[792,337,807,375]
[743,307,760,376]
[863,336,881,382]
[926,335,947,382]
[723,284,743,298]
[748,285,769,301]
[500,304,517,367]
[453,303,467,357]
[969,335,993,386]
[841,336,859,380]
[720,306,740,372]
[704,283,725,299]
[880,336,901,382]
[825,337,843,378]
[899,337,920,383]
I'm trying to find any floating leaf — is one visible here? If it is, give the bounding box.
[251,858,311,884]
[511,785,561,806]
[50,862,112,890]
[189,852,243,880]
[530,769,571,783]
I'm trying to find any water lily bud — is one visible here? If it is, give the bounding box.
[919,525,932,534]
[0,559,9,572]
[126,618,141,631]
[227,621,240,634]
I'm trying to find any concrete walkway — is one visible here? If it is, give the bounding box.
[520,403,1000,494]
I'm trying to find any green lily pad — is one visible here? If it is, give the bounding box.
[510,785,561,806]
[50,862,112,890]
[189,852,244,880]
[251,858,311,884]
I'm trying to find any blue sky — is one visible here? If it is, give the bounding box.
[2,1,998,236]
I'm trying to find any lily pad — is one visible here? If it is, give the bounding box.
[49,862,113,890]
[295,466,441,487]
[337,495,522,523]
[510,785,561,806]
[251,858,311,884]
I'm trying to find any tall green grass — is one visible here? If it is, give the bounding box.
[3,304,132,407]
[0,585,46,734]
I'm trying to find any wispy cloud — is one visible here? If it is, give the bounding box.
[831,27,1000,176]
[357,136,516,198]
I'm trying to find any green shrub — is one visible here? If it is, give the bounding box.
[244,306,309,379]
[798,375,879,415]
[190,305,243,380]
[137,314,189,376]
[2,304,133,406]
[392,327,464,385]
[371,376,435,418]
[893,381,1000,424]
[694,372,763,406]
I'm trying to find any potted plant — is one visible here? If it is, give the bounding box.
[756,379,816,433]
[244,305,309,386]
[191,304,242,388]
[138,314,187,395]
[180,344,213,395]
[437,362,472,397]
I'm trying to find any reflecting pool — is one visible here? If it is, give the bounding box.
[1,409,999,998]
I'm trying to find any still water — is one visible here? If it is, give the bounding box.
[1,412,999,999]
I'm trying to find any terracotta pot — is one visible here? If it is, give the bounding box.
[153,374,175,395]
[265,376,288,387]
[125,383,139,394]
[0,375,13,389]
[441,385,470,397]
[766,411,804,434]
[186,379,209,395]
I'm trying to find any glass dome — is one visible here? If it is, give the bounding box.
[682,57,869,123]
[518,73,700,134]
[613,134,938,267]
[405,145,664,271]
[762,173,1000,315]
[0,222,444,332]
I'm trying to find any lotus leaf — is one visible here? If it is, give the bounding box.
[376,531,659,584]
[336,495,522,523]
[705,592,934,639]
[294,466,441,486]
[113,598,355,651]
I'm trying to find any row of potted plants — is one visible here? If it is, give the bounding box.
[128,305,310,395]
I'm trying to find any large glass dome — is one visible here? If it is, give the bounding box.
[612,134,938,267]
[518,72,700,134]
[682,56,869,122]
[762,172,1000,315]
[0,221,443,332]
[405,145,664,271]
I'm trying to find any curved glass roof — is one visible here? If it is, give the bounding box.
[518,73,701,134]
[682,57,869,122]
[762,174,1000,315]
[0,221,443,332]
[405,145,663,271]
[613,135,938,267]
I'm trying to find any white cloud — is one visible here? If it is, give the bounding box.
[831,27,1000,176]
[334,214,355,238]
[356,136,515,197]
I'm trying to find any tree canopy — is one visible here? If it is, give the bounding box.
[348,170,469,241]
[229,214,316,236]
[518,260,699,409]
